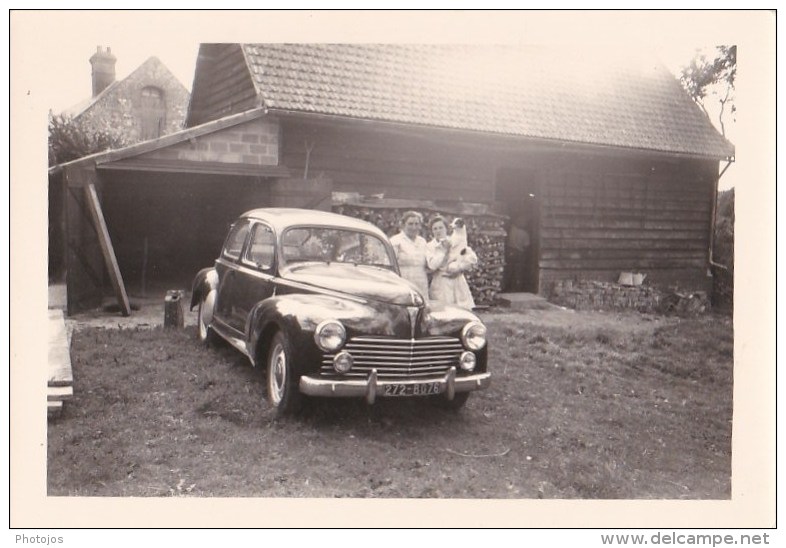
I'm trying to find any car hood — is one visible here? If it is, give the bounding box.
[281,263,424,306]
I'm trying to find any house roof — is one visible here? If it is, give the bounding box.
[61,56,187,120]
[240,44,734,159]
[62,81,120,118]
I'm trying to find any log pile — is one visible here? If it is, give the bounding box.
[549,280,663,313]
[548,279,710,316]
[333,197,507,306]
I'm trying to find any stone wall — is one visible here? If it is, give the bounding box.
[547,279,710,316]
[76,57,190,144]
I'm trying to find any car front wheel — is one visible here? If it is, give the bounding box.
[266,331,303,416]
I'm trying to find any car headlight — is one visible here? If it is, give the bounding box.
[333,351,353,374]
[459,351,477,371]
[314,320,347,352]
[461,321,487,351]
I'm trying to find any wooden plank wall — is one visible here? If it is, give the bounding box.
[538,156,716,290]
[280,120,493,202]
[187,44,259,128]
[281,119,718,292]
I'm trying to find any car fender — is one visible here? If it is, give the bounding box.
[246,293,405,371]
[190,268,219,310]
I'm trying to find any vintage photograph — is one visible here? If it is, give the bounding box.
[11,10,776,529]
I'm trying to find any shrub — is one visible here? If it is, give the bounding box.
[712,189,734,310]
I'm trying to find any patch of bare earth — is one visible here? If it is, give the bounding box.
[48,308,732,499]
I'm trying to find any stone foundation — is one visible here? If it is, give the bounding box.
[547,279,710,315]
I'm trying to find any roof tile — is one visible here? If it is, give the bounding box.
[238,44,732,158]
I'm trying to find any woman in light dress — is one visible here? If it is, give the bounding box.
[389,211,430,297]
[426,215,478,310]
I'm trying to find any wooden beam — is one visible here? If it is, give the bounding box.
[47,385,74,401]
[84,183,131,316]
[97,158,291,177]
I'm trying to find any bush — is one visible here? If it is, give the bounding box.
[712,189,734,310]
[48,113,129,167]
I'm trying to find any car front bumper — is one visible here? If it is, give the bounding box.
[299,366,491,404]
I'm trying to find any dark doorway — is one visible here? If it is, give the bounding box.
[99,170,271,297]
[496,167,540,293]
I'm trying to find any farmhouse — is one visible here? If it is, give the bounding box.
[61,46,190,143]
[49,44,734,315]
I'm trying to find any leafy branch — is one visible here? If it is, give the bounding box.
[679,45,736,137]
[48,112,129,167]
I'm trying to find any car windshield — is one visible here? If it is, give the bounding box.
[281,226,395,269]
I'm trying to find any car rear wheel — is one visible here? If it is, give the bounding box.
[197,290,217,346]
[266,332,303,416]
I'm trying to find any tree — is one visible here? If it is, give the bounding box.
[680,46,737,136]
[679,45,736,137]
[48,112,129,167]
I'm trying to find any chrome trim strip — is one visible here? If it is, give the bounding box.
[321,363,455,372]
[347,337,460,346]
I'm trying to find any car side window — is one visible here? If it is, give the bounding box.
[222,220,251,261]
[245,224,275,271]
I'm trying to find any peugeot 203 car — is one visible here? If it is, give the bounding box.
[190,208,490,415]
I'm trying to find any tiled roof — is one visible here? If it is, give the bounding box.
[241,44,734,159]
[61,81,119,118]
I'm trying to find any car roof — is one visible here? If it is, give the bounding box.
[240,208,389,238]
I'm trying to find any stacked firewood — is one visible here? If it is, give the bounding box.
[333,201,507,306]
[463,218,507,305]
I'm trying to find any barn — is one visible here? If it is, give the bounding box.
[49,43,734,315]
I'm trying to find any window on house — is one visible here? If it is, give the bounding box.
[140,86,166,140]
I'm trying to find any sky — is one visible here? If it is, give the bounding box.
[14,9,762,192]
[22,11,734,113]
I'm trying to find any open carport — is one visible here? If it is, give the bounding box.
[48,110,329,314]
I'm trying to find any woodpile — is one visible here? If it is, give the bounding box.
[548,279,710,316]
[659,290,710,316]
[549,280,663,312]
[333,196,507,306]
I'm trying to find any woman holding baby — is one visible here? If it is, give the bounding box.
[426,215,478,310]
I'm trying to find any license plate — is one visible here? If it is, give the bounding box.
[383,382,442,397]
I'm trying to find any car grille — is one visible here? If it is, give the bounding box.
[321,336,464,379]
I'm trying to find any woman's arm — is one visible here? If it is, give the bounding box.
[426,240,450,271]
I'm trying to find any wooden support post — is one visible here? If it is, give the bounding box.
[84,183,131,316]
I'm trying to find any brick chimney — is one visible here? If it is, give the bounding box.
[89,46,117,97]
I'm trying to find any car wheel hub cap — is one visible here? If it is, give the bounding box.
[271,346,286,403]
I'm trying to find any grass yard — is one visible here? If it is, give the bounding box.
[48,308,733,499]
